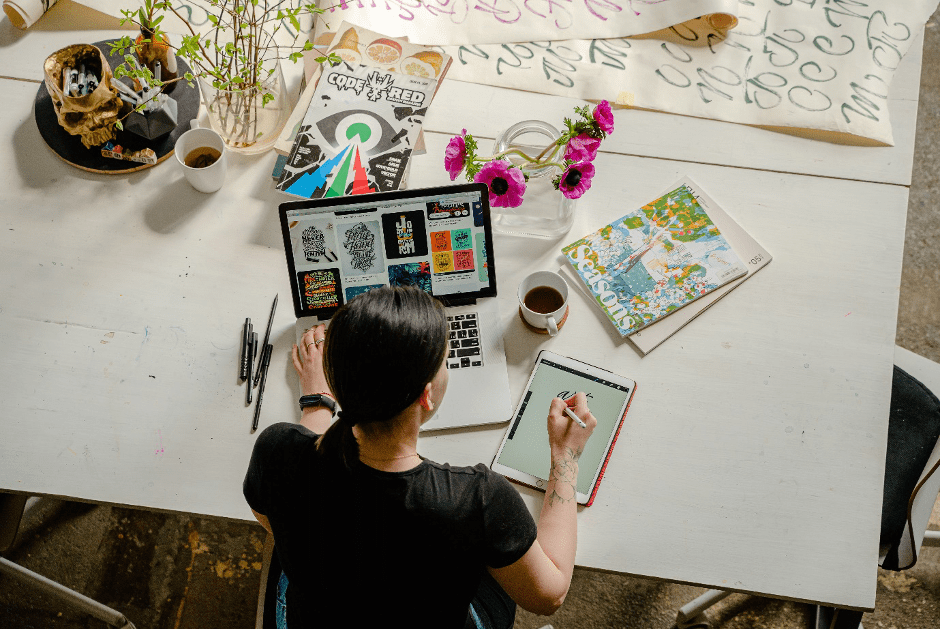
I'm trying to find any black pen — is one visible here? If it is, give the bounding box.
[239,318,250,381]
[252,344,273,433]
[254,294,278,388]
[247,332,258,404]
[244,321,254,380]
[247,321,255,375]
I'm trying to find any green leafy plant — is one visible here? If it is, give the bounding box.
[110,0,340,146]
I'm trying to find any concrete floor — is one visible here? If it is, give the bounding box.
[1,11,938,629]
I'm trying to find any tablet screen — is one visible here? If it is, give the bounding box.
[496,358,634,495]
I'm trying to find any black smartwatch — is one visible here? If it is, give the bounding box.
[299,394,337,414]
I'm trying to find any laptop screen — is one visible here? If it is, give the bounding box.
[279,183,497,320]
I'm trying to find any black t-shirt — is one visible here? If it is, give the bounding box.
[243,423,537,628]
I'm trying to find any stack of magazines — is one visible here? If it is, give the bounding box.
[560,176,772,354]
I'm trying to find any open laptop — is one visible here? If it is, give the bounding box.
[278,183,512,431]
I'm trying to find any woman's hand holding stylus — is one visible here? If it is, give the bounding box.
[547,393,596,463]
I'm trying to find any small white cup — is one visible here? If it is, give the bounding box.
[518,271,569,336]
[175,127,227,193]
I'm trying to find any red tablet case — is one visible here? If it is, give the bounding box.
[585,383,637,507]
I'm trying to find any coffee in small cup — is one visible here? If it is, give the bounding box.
[175,127,228,193]
[523,286,565,315]
[184,146,221,169]
[517,270,570,336]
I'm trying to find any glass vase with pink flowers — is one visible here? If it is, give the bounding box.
[444,101,614,239]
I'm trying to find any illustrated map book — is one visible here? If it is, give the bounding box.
[560,177,749,339]
[276,61,436,199]
[560,177,772,353]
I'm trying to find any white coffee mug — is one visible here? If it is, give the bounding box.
[518,271,569,336]
[175,127,227,193]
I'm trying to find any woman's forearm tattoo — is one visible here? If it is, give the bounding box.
[547,447,581,505]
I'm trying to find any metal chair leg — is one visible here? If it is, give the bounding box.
[0,556,136,629]
[815,605,863,629]
[676,589,732,628]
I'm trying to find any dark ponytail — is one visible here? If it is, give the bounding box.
[316,286,448,470]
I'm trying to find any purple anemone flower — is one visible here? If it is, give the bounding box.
[474,159,525,208]
[593,100,614,135]
[564,134,600,163]
[558,161,595,199]
[444,130,467,180]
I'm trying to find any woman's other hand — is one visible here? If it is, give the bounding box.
[293,325,332,398]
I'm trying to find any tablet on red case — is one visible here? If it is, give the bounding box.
[491,350,637,506]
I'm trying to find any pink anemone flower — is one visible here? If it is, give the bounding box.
[564,134,601,163]
[592,100,614,135]
[557,161,595,199]
[444,130,468,180]
[474,160,525,208]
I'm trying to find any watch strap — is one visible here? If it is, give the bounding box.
[299,394,337,413]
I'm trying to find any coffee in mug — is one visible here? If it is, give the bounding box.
[517,270,569,336]
[175,127,228,193]
[184,146,221,169]
[523,286,565,314]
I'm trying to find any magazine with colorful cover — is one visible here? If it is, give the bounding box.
[276,62,436,199]
[561,178,748,337]
[560,177,772,352]
[275,21,453,156]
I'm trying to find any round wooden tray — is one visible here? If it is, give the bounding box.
[34,39,200,174]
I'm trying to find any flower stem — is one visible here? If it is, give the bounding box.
[533,142,560,162]
[522,161,566,171]
[490,148,541,163]
[491,141,561,165]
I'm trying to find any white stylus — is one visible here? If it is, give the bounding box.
[564,407,587,428]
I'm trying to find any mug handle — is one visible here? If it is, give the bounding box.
[546,315,558,337]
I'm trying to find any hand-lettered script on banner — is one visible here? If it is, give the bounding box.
[422,0,936,146]
[319,0,740,45]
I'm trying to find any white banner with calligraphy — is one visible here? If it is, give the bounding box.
[317,0,741,45]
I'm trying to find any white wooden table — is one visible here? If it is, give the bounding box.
[0,4,926,612]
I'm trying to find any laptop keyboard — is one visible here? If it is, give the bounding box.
[446,313,483,370]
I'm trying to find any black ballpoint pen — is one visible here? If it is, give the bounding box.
[254,294,278,388]
[245,321,254,378]
[246,332,258,404]
[239,318,250,381]
[252,344,273,432]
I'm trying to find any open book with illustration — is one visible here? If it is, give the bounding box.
[561,178,749,338]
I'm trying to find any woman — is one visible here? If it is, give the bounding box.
[244,286,597,628]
